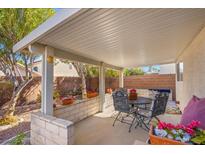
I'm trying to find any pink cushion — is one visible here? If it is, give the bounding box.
[180,95,205,129]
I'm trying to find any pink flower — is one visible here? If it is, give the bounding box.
[158,121,167,129]
[175,124,186,130]
[185,127,195,136]
[166,123,175,130]
[187,120,201,129]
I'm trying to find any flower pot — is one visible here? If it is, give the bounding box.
[62,98,74,105]
[149,125,186,145]
[129,93,138,100]
[87,92,98,98]
[106,88,113,94]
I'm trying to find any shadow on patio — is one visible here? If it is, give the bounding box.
[74,112,181,145]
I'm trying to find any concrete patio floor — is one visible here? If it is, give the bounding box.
[74,112,181,145]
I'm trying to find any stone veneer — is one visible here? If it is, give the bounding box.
[103,94,115,114]
[31,112,74,145]
[54,96,100,123]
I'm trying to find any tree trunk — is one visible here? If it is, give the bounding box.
[81,72,87,99]
[3,78,34,116]
[72,62,87,99]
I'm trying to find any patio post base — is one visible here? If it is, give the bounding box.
[30,112,74,145]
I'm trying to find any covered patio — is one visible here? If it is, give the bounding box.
[74,112,181,145]
[13,8,205,144]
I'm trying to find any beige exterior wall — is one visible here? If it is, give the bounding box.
[176,27,205,111]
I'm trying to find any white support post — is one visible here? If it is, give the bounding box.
[119,69,124,88]
[41,46,54,115]
[99,63,105,112]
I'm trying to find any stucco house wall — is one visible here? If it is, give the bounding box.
[32,59,79,77]
[176,27,205,111]
[159,63,176,74]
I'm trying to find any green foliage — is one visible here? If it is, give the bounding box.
[124,67,144,76]
[53,90,60,100]
[105,69,119,78]
[0,116,18,126]
[10,132,26,145]
[85,66,119,78]
[0,8,55,50]
[191,129,205,145]
[86,66,99,77]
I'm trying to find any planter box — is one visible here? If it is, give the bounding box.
[87,92,98,98]
[149,125,186,145]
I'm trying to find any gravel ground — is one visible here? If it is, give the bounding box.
[0,112,32,144]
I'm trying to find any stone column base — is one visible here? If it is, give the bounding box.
[31,112,74,145]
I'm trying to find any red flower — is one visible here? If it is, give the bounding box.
[166,123,175,130]
[185,127,195,135]
[158,121,166,129]
[130,89,137,93]
[175,124,186,130]
[187,120,201,129]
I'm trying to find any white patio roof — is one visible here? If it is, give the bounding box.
[13,8,205,68]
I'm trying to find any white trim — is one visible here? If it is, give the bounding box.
[99,63,105,112]
[54,47,123,70]
[29,43,123,70]
[41,46,54,115]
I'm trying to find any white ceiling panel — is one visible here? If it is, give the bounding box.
[14,9,205,67]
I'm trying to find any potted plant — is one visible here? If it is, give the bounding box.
[87,90,98,98]
[106,88,113,94]
[150,120,204,145]
[129,89,138,100]
[61,96,75,105]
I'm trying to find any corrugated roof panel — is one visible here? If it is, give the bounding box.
[15,9,205,67]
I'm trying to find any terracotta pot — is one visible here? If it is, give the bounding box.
[106,88,113,94]
[62,98,74,105]
[87,92,98,98]
[129,93,138,100]
[149,125,186,145]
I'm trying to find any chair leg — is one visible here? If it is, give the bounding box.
[140,117,151,131]
[113,111,121,126]
[135,115,140,129]
[128,117,136,132]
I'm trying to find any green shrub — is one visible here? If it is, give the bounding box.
[10,132,26,145]
[0,116,18,126]
[53,90,60,100]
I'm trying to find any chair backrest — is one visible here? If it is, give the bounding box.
[112,89,130,112]
[150,92,169,118]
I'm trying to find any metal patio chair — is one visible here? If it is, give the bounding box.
[112,88,136,132]
[135,92,169,131]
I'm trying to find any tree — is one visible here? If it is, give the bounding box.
[124,67,144,76]
[60,59,88,99]
[105,69,119,78]
[0,9,55,116]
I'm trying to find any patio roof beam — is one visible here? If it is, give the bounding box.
[53,47,123,71]
[29,43,123,70]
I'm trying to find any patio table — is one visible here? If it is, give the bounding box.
[128,96,152,108]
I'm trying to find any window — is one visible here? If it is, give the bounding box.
[176,62,183,81]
